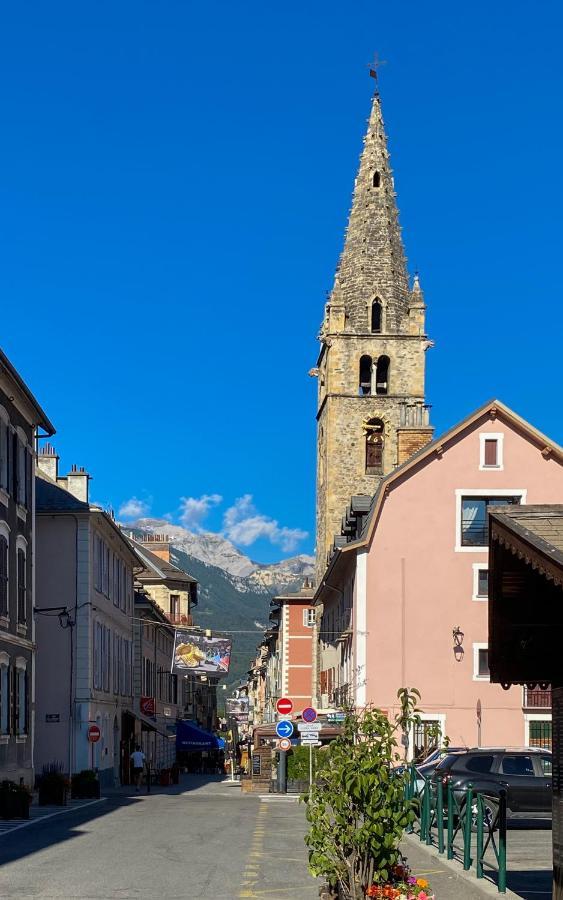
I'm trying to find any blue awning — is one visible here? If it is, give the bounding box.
[176,720,225,751]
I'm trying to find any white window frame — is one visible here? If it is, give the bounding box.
[0,651,9,739]
[472,563,489,602]
[479,432,504,471]
[524,713,552,748]
[303,608,315,627]
[455,489,527,553]
[473,642,490,681]
[408,711,447,763]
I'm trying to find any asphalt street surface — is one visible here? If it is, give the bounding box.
[0,776,552,899]
[0,777,319,900]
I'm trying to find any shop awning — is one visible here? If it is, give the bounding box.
[135,710,175,740]
[176,720,225,751]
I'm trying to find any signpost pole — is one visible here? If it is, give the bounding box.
[279,749,287,794]
[309,743,313,791]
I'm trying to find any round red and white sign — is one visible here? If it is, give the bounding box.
[87,724,101,743]
[278,738,291,751]
[276,697,293,715]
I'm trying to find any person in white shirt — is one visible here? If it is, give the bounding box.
[130,746,146,792]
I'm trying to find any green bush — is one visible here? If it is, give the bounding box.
[287,746,329,781]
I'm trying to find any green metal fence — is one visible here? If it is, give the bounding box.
[407,767,507,893]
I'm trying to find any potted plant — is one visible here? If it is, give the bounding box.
[0,780,32,820]
[37,763,70,806]
[159,768,172,786]
[304,689,423,899]
[71,769,100,799]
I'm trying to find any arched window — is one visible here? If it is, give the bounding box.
[373,171,381,188]
[359,356,372,395]
[365,419,384,475]
[371,299,382,333]
[376,356,390,395]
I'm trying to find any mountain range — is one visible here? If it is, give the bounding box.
[129,519,315,692]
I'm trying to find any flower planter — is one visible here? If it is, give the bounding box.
[0,789,31,820]
[38,784,69,806]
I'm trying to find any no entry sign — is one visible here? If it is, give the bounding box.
[87,724,101,743]
[276,697,293,715]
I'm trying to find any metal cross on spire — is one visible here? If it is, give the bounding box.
[367,53,387,83]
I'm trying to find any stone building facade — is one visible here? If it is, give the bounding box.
[314,90,433,579]
[0,349,54,786]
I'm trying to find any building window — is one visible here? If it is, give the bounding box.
[14,659,28,736]
[528,720,552,751]
[359,355,372,395]
[365,418,384,475]
[170,594,180,619]
[375,355,390,395]
[472,564,489,601]
[459,494,522,548]
[16,546,26,625]
[303,608,315,627]
[473,644,490,681]
[479,433,504,470]
[373,171,381,188]
[0,414,8,493]
[371,299,382,333]
[93,621,103,690]
[0,653,9,735]
[0,532,8,617]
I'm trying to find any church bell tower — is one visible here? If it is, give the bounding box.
[314,84,433,581]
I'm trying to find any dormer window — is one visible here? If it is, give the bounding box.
[371,299,382,333]
[373,171,381,188]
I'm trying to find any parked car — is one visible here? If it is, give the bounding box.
[418,746,467,768]
[431,747,552,826]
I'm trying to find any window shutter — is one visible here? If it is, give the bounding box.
[484,439,498,466]
[0,537,7,616]
[12,667,18,735]
[25,447,32,508]
[320,671,327,694]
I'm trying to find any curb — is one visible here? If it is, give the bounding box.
[0,798,106,838]
[403,833,522,899]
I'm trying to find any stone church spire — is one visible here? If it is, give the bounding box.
[314,84,433,581]
[328,90,409,334]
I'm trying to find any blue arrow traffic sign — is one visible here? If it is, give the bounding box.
[275,720,294,739]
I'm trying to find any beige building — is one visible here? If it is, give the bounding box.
[313,88,433,582]
[127,534,197,624]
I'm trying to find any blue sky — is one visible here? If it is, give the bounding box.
[2,1,562,562]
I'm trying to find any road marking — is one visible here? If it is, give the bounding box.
[0,799,106,837]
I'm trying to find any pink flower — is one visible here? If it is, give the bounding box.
[407,878,417,885]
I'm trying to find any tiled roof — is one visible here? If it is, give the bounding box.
[127,537,197,585]
[490,505,563,563]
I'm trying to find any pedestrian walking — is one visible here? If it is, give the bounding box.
[131,746,146,793]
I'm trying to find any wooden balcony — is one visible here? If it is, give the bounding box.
[523,686,552,708]
[165,613,194,626]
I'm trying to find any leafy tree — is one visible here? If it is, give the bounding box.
[304,689,421,899]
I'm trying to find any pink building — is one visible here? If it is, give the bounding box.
[315,400,563,757]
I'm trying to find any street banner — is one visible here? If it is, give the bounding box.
[172,629,232,676]
[226,697,249,716]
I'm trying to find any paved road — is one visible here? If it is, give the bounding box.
[0,777,319,900]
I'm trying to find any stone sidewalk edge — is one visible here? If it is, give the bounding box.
[0,798,106,838]
[402,833,522,899]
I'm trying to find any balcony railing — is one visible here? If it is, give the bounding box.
[332,683,352,709]
[165,613,193,626]
[523,686,552,708]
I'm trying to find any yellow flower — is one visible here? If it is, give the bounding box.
[416,879,429,889]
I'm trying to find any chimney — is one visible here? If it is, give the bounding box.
[65,464,91,504]
[137,534,171,563]
[37,443,59,481]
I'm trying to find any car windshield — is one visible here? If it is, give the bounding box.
[435,753,464,771]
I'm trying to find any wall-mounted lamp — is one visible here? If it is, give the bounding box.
[452,625,464,662]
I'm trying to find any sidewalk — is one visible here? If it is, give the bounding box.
[401,833,551,900]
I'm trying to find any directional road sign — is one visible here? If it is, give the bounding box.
[275,720,294,739]
[278,738,291,751]
[297,722,322,732]
[277,697,293,715]
[302,706,318,723]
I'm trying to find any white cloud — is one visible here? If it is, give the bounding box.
[222,494,308,553]
[118,496,151,519]
[179,493,223,531]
